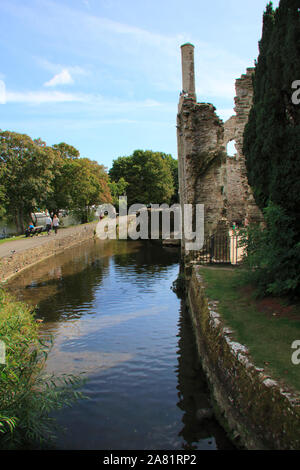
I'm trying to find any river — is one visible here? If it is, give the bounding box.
[6,238,234,450]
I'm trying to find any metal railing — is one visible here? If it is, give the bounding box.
[196,234,241,265]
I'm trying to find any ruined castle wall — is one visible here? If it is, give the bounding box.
[225,157,248,224]
[177,99,227,243]
[177,53,262,248]
[224,68,262,224]
[223,114,247,223]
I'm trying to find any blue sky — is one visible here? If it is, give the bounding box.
[0,0,279,170]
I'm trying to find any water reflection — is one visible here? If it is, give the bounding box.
[176,302,235,450]
[7,240,179,323]
[6,239,234,450]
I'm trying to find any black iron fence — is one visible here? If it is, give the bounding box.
[197,234,241,265]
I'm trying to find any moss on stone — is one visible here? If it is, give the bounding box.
[187,266,300,450]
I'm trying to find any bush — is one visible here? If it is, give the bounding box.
[239,202,300,297]
[0,290,85,449]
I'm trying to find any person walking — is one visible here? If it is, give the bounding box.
[45,212,52,235]
[52,214,59,235]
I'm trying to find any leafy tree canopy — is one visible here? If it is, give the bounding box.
[0,133,112,230]
[0,130,56,232]
[52,142,80,160]
[109,177,129,209]
[109,150,177,206]
[46,144,112,223]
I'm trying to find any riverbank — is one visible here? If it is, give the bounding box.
[200,266,300,392]
[0,222,98,283]
[187,264,300,450]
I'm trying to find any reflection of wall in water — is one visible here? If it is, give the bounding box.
[6,240,179,324]
[176,301,235,450]
[5,239,111,320]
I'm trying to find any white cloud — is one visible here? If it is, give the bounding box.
[37,58,89,77]
[3,89,167,112]
[2,1,250,104]
[0,80,6,104]
[44,69,74,87]
[5,90,85,104]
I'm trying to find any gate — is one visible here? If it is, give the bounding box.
[197,234,241,265]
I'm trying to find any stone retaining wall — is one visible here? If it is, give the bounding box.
[187,265,300,450]
[0,223,97,283]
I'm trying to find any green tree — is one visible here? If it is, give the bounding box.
[243,0,300,296]
[45,143,80,215]
[0,131,55,233]
[52,142,80,160]
[109,150,176,206]
[45,143,112,222]
[69,158,112,223]
[0,165,6,220]
[162,153,179,203]
[109,177,128,209]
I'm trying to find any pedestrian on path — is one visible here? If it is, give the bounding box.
[45,213,52,235]
[52,214,59,234]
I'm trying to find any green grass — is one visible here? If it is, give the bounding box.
[0,235,25,245]
[199,266,300,394]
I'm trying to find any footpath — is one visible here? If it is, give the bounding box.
[0,223,98,282]
[0,215,136,283]
[0,224,96,259]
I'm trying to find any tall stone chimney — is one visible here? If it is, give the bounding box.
[180,43,196,100]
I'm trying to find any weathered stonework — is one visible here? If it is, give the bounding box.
[224,68,262,224]
[177,45,262,251]
[180,43,196,101]
[177,99,227,240]
[188,265,300,450]
[177,45,295,450]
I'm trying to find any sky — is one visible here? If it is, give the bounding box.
[0,0,280,170]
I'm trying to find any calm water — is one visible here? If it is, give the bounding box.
[7,239,234,450]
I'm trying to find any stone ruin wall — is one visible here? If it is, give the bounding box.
[177,98,226,238]
[177,44,262,249]
[224,68,262,225]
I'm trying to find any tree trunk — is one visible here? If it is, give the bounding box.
[15,207,25,234]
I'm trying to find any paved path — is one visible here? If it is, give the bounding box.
[0,223,97,259]
[0,214,138,260]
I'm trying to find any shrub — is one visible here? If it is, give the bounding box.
[0,289,85,449]
[239,202,300,297]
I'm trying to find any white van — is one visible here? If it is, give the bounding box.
[31,212,48,228]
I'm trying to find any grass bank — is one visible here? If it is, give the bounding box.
[0,289,84,449]
[0,235,24,245]
[199,266,300,394]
